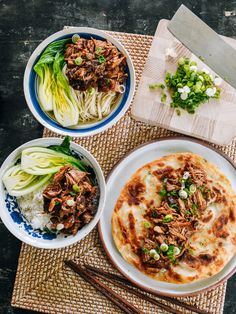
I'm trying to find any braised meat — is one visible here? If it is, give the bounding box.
[139,162,220,270]
[43,165,99,235]
[64,38,128,92]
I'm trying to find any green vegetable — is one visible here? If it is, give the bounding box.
[143,221,152,229]
[34,39,80,127]
[72,34,80,43]
[36,64,54,112]
[189,184,196,193]
[149,249,160,260]
[72,184,80,192]
[149,83,165,91]
[34,39,70,78]
[51,52,79,126]
[169,190,178,197]
[165,57,221,114]
[191,203,199,216]
[166,244,176,263]
[88,86,95,95]
[74,57,83,65]
[2,165,52,197]
[43,226,56,234]
[183,188,190,196]
[98,55,106,63]
[105,78,110,86]
[163,214,173,223]
[169,203,179,211]
[199,185,206,193]
[185,210,192,216]
[48,136,74,157]
[141,247,149,254]
[55,201,61,205]
[159,189,167,197]
[151,209,158,218]
[95,47,102,55]
[69,191,77,196]
[173,246,181,256]
[160,243,169,252]
[21,147,87,175]
[161,93,167,102]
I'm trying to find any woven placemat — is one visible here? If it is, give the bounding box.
[11,30,234,314]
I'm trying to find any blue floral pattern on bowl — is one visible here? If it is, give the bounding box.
[5,193,58,240]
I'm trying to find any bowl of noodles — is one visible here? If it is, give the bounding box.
[24,27,135,137]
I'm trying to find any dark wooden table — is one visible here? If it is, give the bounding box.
[1,0,236,313]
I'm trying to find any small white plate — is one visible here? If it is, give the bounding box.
[99,137,236,296]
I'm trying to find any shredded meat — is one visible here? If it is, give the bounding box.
[43,165,99,235]
[139,159,219,271]
[64,38,128,92]
[188,163,207,186]
[43,182,62,198]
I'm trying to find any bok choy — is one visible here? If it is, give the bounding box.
[37,64,53,111]
[51,53,79,126]
[34,39,79,126]
[2,165,52,196]
[21,147,87,175]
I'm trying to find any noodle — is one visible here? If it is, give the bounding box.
[63,65,121,123]
[37,64,123,126]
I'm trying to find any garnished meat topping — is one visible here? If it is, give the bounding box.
[137,162,226,271]
[43,165,99,235]
[64,38,128,92]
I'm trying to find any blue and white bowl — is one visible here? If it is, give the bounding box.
[24,27,135,137]
[0,138,106,249]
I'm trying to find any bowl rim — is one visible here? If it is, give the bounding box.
[23,27,136,137]
[98,135,236,297]
[0,137,106,249]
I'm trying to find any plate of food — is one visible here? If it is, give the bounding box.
[0,137,106,249]
[99,137,236,296]
[24,27,135,137]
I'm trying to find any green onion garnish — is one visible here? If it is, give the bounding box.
[149,83,165,91]
[74,57,83,65]
[95,47,102,55]
[143,221,152,229]
[163,214,173,223]
[72,34,80,44]
[98,55,106,64]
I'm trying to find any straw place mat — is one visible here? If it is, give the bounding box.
[11,30,235,314]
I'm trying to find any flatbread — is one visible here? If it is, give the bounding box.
[112,153,236,283]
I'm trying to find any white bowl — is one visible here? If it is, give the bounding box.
[0,138,106,249]
[24,27,135,137]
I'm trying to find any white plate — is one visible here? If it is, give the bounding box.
[99,137,236,296]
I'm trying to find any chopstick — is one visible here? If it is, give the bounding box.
[64,260,144,314]
[84,264,182,314]
[65,260,210,314]
[84,264,210,314]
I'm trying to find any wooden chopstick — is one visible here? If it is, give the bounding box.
[64,260,144,314]
[84,264,182,314]
[84,264,210,314]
